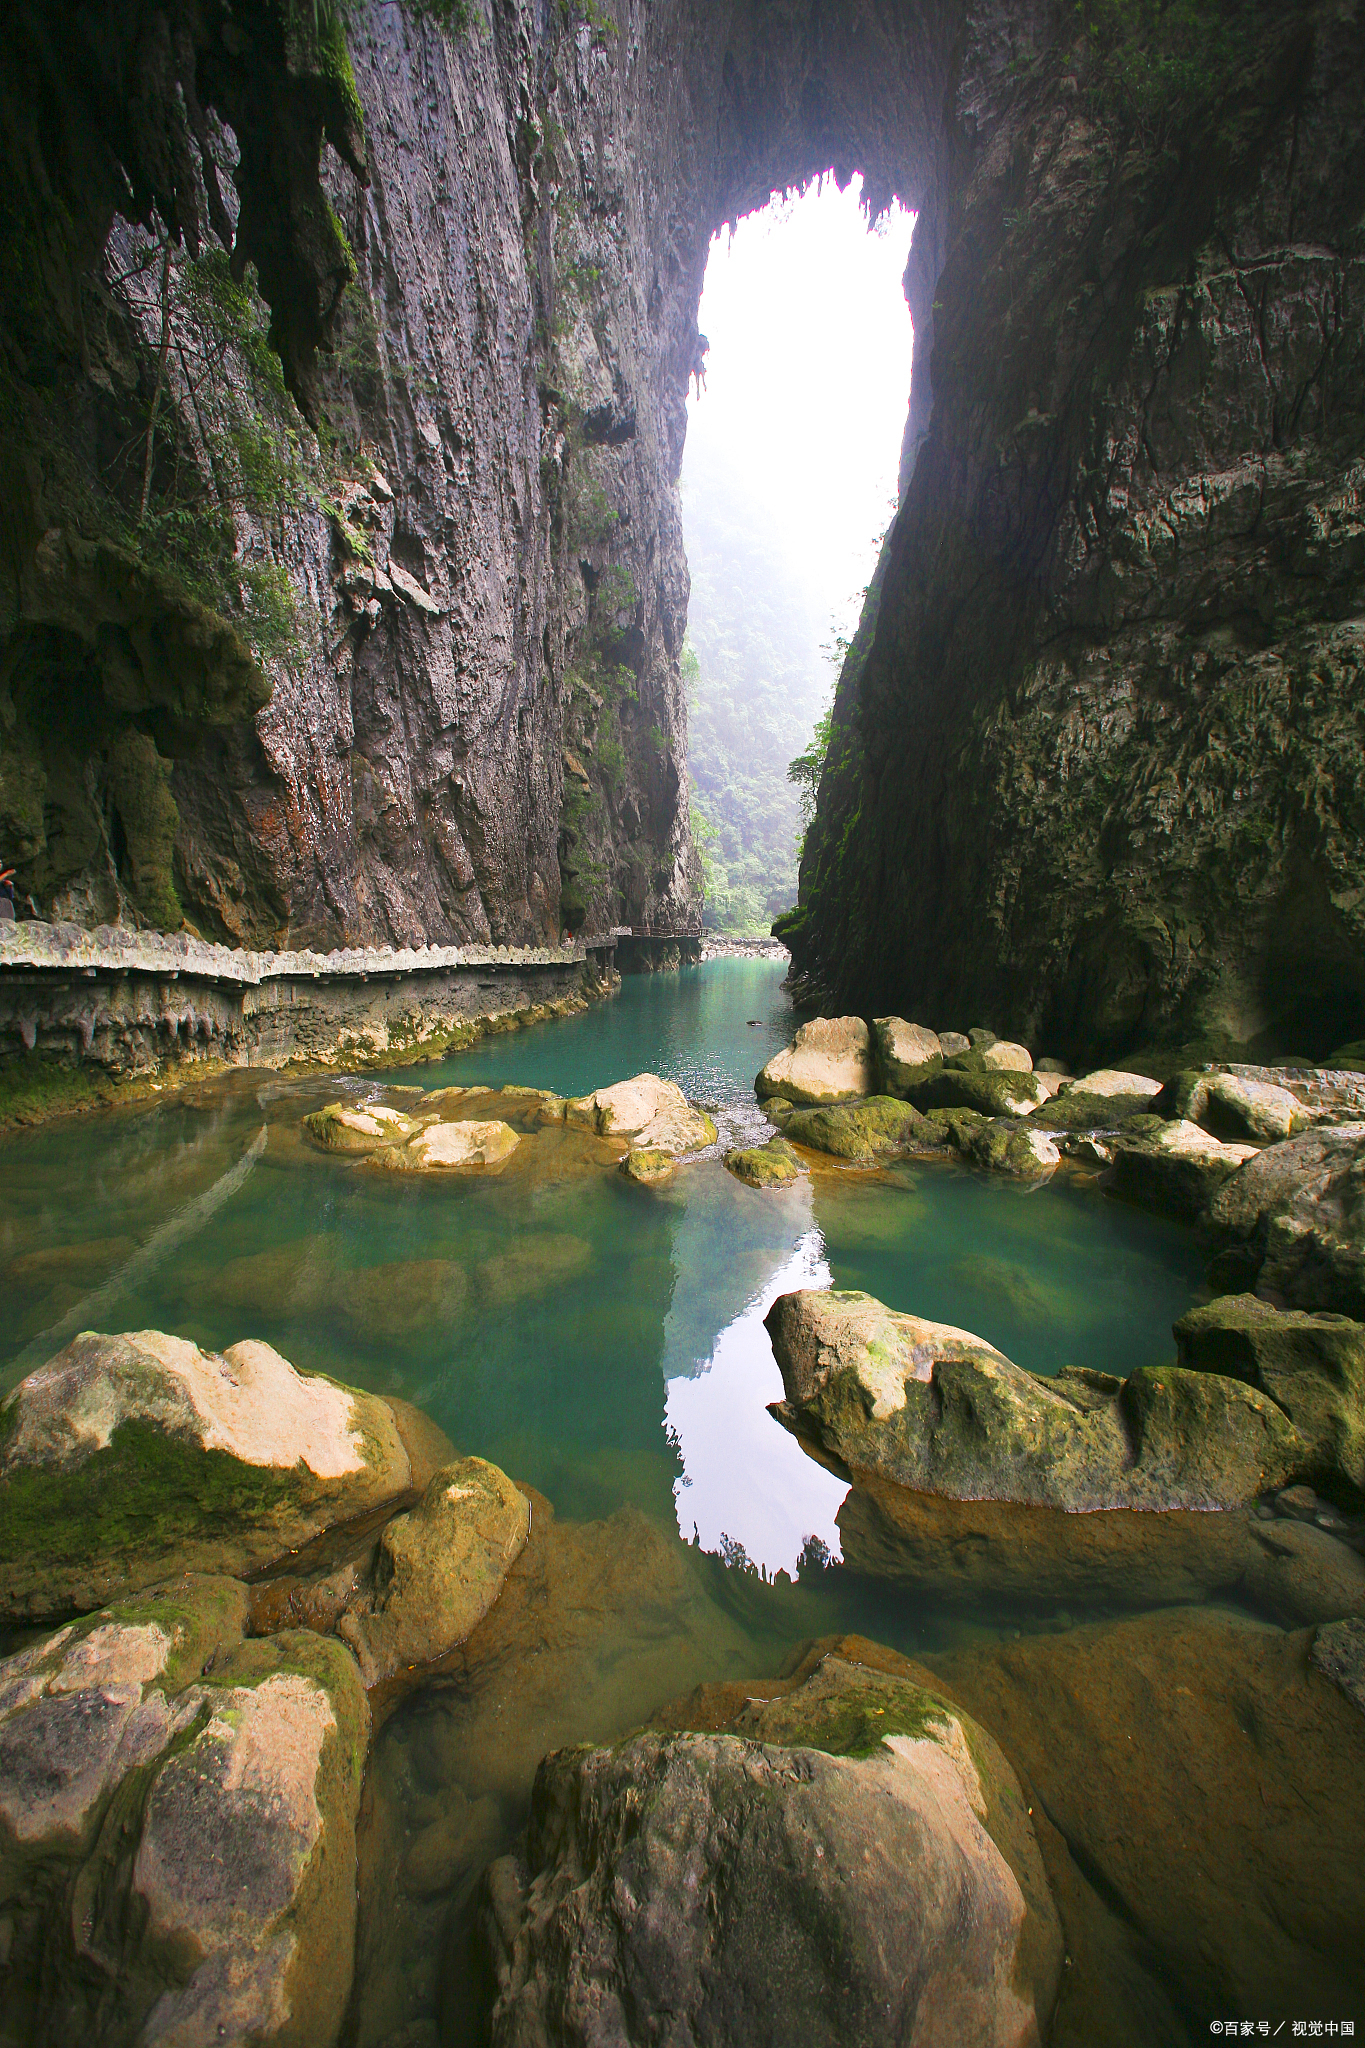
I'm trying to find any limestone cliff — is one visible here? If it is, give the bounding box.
[787,0,1365,1062]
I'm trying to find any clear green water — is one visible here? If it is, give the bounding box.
[0,961,1217,2044]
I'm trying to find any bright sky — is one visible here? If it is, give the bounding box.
[682,175,916,642]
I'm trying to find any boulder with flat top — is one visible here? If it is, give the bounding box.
[755,1017,875,1105]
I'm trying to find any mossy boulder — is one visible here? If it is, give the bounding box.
[337,1458,529,1687]
[1032,1090,1167,1131]
[0,1578,368,2047]
[484,1649,1062,2048]
[620,1146,676,1185]
[303,1101,424,1152]
[782,1095,933,1163]
[905,1065,1048,1118]
[1174,1295,1365,1499]
[766,1288,1305,1512]
[724,1136,804,1188]
[957,1119,1061,1179]
[755,1017,875,1105]
[0,1330,424,1621]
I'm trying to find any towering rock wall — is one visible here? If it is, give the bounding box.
[4,0,1360,1053]
[789,0,1365,1062]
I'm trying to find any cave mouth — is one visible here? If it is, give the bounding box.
[680,174,915,940]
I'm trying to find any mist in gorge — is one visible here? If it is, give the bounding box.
[680,177,915,936]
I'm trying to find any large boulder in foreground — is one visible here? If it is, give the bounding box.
[1173,1294,1365,1498]
[483,1649,1062,2048]
[755,1017,874,1105]
[766,1289,1304,1513]
[338,1458,530,1686]
[0,1578,367,2048]
[0,1330,426,1621]
[1205,1124,1365,1316]
[567,1072,717,1154]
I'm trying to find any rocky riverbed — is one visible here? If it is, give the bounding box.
[4,1002,1365,2044]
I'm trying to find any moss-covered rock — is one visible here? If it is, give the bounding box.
[337,1458,529,1687]
[905,1065,1048,1118]
[766,1288,1305,1512]
[621,1146,676,1184]
[1032,1091,1167,1131]
[484,1650,1062,2048]
[303,1100,424,1151]
[958,1119,1060,1179]
[1174,1295,1365,1500]
[782,1095,933,1163]
[723,1136,804,1188]
[0,1579,368,2048]
[0,1330,423,1621]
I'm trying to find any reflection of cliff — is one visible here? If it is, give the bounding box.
[5,4,1360,1049]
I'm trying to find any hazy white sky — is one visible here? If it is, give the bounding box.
[682,175,916,642]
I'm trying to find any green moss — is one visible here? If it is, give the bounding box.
[783,1097,923,1163]
[0,1420,304,1581]
[752,1670,955,1761]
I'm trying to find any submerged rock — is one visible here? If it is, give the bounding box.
[755,1016,875,1105]
[1311,1616,1365,1716]
[766,1289,1304,1513]
[871,1015,942,1095]
[1109,1118,1256,1222]
[568,1072,716,1155]
[483,1650,1062,2048]
[723,1135,804,1187]
[781,1094,930,1163]
[0,1330,422,1621]
[0,1579,367,2048]
[1205,1124,1365,1317]
[1173,1294,1365,1497]
[338,1458,529,1687]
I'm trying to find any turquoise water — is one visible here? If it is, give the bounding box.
[0,961,1218,2043]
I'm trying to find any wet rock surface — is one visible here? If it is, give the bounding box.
[483,1650,1061,2048]
[1206,1124,1365,1316]
[722,1135,804,1188]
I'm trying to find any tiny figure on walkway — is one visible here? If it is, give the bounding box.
[0,868,15,922]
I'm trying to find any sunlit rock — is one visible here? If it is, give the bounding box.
[338,1458,529,1687]
[407,1119,522,1169]
[755,1017,875,1105]
[1160,1068,1311,1143]
[1066,1069,1163,1099]
[568,1072,717,1154]
[1108,1118,1256,1222]
[303,1102,423,1152]
[872,1016,942,1096]
[621,1145,677,1184]
[978,1039,1033,1072]
[484,1651,1062,2048]
[0,1330,421,1620]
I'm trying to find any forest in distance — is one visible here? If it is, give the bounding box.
[682,451,847,935]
